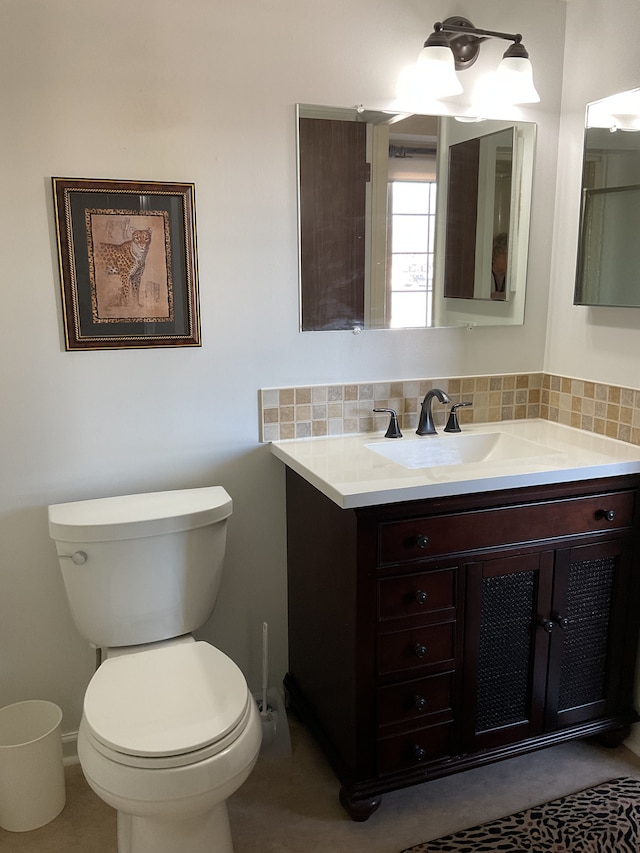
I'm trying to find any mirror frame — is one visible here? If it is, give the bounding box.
[296,104,536,331]
[574,87,640,309]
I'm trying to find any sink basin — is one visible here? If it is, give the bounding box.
[365,432,563,470]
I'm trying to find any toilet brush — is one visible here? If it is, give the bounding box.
[254,622,291,758]
[260,621,271,721]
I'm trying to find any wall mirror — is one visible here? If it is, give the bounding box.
[574,87,640,308]
[297,104,536,331]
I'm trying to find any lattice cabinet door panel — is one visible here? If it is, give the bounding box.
[545,538,634,730]
[463,550,555,752]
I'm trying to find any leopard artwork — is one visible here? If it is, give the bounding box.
[97,228,152,307]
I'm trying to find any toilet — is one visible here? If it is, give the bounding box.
[48,486,262,853]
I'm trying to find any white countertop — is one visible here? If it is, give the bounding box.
[270,419,640,508]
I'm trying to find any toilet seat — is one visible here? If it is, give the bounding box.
[83,641,251,770]
[81,699,254,770]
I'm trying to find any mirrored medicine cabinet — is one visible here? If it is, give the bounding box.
[575,87,640,308]
[297,104,536,331]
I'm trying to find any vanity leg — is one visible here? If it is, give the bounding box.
[595,725,631,748]
[339,787,382,821]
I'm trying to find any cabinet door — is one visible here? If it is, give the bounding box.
[463,551,554,752]
[545,538,634,730]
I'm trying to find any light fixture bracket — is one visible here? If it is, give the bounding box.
[426,16,526,71]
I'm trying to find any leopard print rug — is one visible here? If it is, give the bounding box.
[401,777,640,852]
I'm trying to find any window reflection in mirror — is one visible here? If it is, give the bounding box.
[297,104,536,331]
[386,122,438,327]
[574,88,640,308]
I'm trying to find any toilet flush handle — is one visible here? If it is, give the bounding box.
[58,551,88,565]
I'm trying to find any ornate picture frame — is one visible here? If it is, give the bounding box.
[52,178,201,350]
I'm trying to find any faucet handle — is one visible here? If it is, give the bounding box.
[373,408,403,439]
[444,401,472,434]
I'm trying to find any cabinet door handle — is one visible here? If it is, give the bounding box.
[413,744,427,762]
[415,534,430,549]
[414,643,428,659]
[414,590,429,605]
[413,695,427,712]
[538,617,554,633]
[597,509,615,521]
[553,614,569,629]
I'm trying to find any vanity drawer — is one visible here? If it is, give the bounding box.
[377,722,453,776]
[378,622,455,676]
[377,672,454,728]
[378,490,636,566]
[378,568,456,623]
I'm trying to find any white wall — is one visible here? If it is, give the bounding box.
[546,0,640,385]
[547,0,640,756]
[0,0,565,738]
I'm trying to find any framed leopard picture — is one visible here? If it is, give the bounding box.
[52,178,200,350]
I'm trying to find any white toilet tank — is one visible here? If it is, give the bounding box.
[48,487,232,648]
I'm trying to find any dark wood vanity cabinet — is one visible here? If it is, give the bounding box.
[283,469,640,820]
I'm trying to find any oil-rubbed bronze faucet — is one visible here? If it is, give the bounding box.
[416,389,450,435]
[373,408,403,438]
[444,401,473,433]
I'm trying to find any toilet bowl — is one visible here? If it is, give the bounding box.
[78,639,261,853]
[48,487,262,853]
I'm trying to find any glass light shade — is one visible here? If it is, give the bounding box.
[415,45,463,98]
[587,89,640,129]
[609,114,640,131]
[493,56,540,105]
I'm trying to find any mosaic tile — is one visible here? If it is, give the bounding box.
[259,374,640,448]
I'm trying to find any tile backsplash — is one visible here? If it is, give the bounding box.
[541,375,640,445]
[260,373,640,448]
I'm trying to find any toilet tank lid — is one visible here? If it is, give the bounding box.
[48,486,232,542]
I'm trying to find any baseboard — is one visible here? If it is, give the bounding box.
[62,731,79,766]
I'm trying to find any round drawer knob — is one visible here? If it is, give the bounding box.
[414,643,428,659]
[415,590,429,605]
[597,509,615,521]
[415,534,430,549]
[414,695,427,712]
[413,745,427,762]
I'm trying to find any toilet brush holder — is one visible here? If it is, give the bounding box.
[253,687,291,759]
[254,622,291,759]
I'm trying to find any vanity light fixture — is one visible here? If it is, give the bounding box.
[406,16,540,105]
[586,89,640,131]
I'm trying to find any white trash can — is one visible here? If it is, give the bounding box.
[0,700,66,832]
